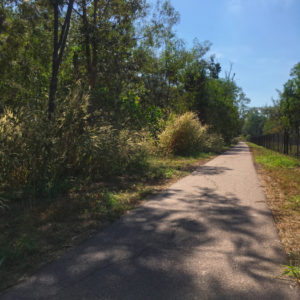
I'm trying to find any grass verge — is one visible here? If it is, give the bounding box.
[248,142,300,283]
[0,152,214,292]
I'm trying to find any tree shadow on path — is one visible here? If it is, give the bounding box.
[2,174,299,300]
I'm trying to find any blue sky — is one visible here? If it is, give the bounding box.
[157,0,300,107]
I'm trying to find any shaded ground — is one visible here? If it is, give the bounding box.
[1,142,299,299]
[0,153,214,291]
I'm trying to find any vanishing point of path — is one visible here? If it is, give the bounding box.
[2,142,300,300]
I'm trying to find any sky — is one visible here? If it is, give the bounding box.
[156,0,300,107]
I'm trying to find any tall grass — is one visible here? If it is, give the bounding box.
[0,90,149,206]
[0,104,227,208]
[158,112,224,156]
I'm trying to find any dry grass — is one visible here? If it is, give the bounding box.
[0,152,215,292]
[248,143,300,282]
[158,112,224,155]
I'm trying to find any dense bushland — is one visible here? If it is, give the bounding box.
[0,89,149,202]
[0,0,248,209]
[0,1,252,287]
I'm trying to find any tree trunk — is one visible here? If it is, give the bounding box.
[48,1,59,119]
[81,0,92,85]
[283,129,289,155]
[90,0,99,90]
[48,0,74,119]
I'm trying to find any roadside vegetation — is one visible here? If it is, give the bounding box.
[244,59,300,283]
[0,147,217,291]
[248,143,300,283]
[0,0,246,291]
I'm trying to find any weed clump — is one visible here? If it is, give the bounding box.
[158,112,224,156]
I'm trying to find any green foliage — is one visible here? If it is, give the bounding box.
[261,103,282,134]
[205,132,225,153]
[0,234,38,269]
[256,154,300,169]
[248,62,300,138]
[0,1,52,108]
[278,63,300,132]
[288,195,300,209]
[250,143,300,169]
[242,103,284,138]
[90,190,124,218]
[0,0,246,207]
[84,126,149,180]
[0,0,252,290]
[283,264,300,281]
[182,49,243,143]
[242,108,267,139]
[249,143,300,284]
[202,78,241,143]
[0,89,149,204]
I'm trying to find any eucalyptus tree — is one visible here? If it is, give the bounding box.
[0,0,52,110]
[280,62,300,132]
[48,0,75,118]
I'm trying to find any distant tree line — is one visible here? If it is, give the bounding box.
[243,62,300,139]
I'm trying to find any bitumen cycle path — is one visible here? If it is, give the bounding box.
[2,142,300,300]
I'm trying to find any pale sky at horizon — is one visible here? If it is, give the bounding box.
[158,0,300,107]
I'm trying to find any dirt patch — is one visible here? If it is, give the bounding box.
[255,165,300,259]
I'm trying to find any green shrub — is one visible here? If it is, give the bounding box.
[0,234,38,269]
[231,136,241,145]
[204,132,225,153]
[283,264,300,281]
[82,127,149,179]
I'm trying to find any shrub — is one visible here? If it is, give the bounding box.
[231,136,241,144]
[0,107,50,195]
[158,112,208,156]
[82,127,149,180]
[0,89,149,205]
[204,132,225,153]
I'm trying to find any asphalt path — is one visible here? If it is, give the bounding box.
[2,142,300,300]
